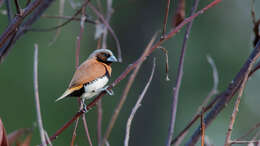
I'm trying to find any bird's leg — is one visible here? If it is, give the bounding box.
[100,85,114,96]
[80,98,87,113]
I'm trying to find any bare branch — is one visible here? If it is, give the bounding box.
[44,130,52,146]
[171,55,219,145]
[161,0,171,38]
[236,122,260,141]
[48,0,65,46]
[41,15,96,24]
[82,116,93,146]
[165,0,200,145]
[33,44,46,146]
[102,0,113,49]
[28,0,91,32]
[225,56,255,146]
[4,0,12,23]
[124,58,156,146]
[70,118,80,146]
[14,0,22,15]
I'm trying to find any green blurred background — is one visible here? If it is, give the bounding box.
[0,0,260,145]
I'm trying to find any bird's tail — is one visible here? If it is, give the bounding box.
[55,89,73,102]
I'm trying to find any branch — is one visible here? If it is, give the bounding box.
[41,15,96,24]
[14,0,22,15]
[161,0,171,38]
[0,0,55,62]
[124,58,156,146]
[165,0,200,145]
[171,55,219,145]
[186,40,260,146]
[33,44,46,146]
[4,0,12,23]
[41,1,221,144]
[236,122,260,141]
[224,54,255,145]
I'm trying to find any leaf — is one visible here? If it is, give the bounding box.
[0,118,9,146]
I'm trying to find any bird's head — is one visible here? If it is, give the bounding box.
[89,49,118,65]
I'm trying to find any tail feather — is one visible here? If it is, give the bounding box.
[55,89,73,102]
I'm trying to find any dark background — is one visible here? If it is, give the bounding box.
[0,0,260,145]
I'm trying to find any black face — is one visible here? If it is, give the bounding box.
[96,52,112,65]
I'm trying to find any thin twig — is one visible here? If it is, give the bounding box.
[102,0,113,49]
[14,0,22,15]
[166,0,200,145]
[101,32,158,146]
[44,130,52,146]
[33,44,46,146]
[158,47,170,81]
[89,3,122,62]
[41,15,96,24]
[43,1,221,144]
[82,116,93,146]
[48,0,65,46]
[28,0,90,32]
[201,109,205,146]
[97,100,103,145]
[186,40,260,146]
[230,140,259,145]
[70,118,80,146]
[161,0,171,39]
[224,56,256,145]
[5,0,12,23]
[171,55,219,145]
[124,58,156,146]
[236,122,260,141]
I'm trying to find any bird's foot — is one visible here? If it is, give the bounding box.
[103,86,114,96]
[80,99,88,113]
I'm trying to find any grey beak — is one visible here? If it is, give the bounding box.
[107,55,118,62]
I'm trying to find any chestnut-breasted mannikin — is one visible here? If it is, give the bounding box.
[56,49,117,102]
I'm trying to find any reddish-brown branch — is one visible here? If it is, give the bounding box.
[41,1,221,144]
[201,110,205,146]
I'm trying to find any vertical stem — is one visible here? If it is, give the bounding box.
[165,0,200,146]
[33,44,46,146]
[161,0,171,38]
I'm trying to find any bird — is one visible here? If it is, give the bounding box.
[56,49,118,103]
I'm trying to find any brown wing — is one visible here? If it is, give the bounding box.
[56,58,112,102]
[68,58,111,89]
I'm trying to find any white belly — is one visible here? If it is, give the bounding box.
[82,76,109,99]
